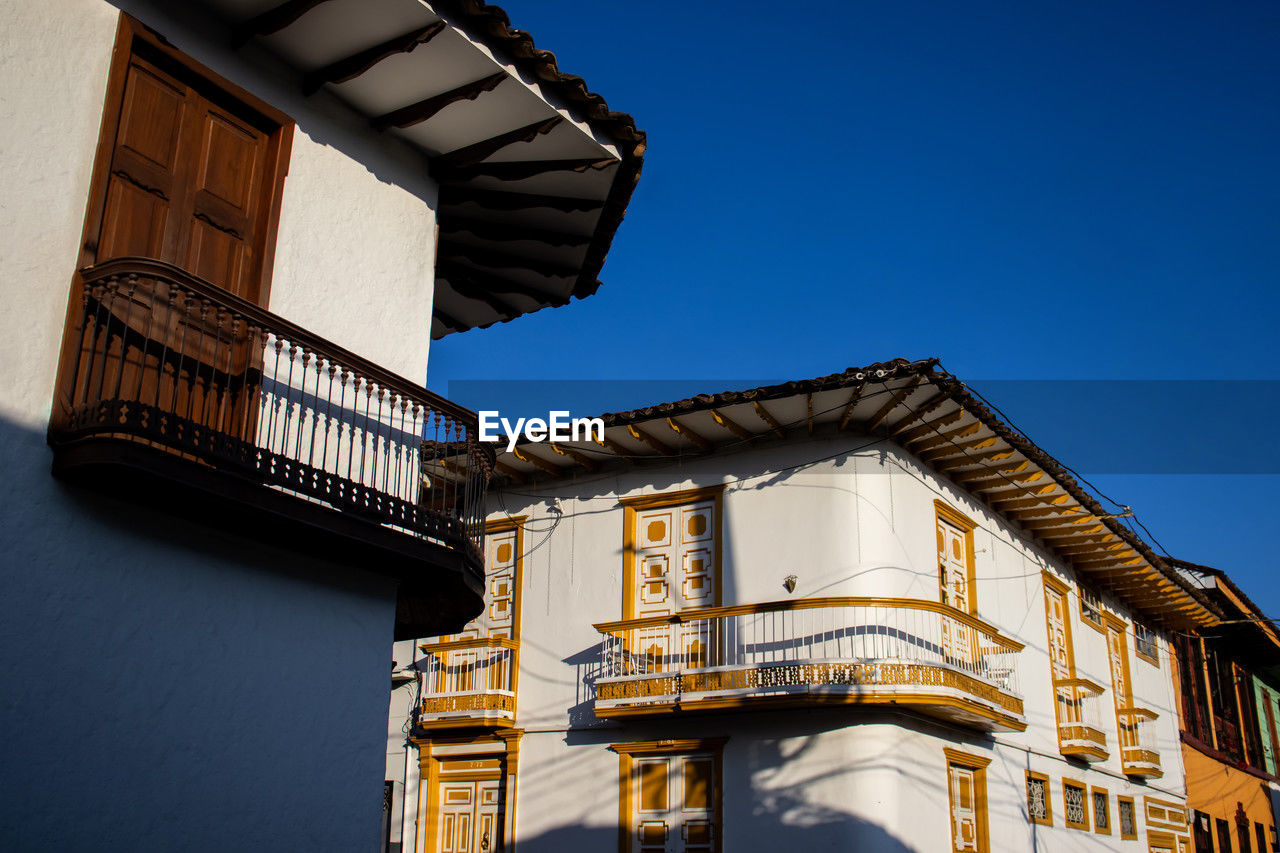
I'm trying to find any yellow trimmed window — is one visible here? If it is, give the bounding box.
[1117,796,1138,840]
[945,748,991,852]
[1092,787,1111,835]
[1063,780,1090,831]
[1026,771,1052,826]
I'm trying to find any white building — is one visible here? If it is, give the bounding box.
[390,359,1221,852]
[0,1,641,848]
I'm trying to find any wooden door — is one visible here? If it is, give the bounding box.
[937,517,974,664]
[633,754,715,853]
[1044,586,1080,727]
[1107,623,1137,751]
[94,51,273,303]
[633,501,716,671]
[948,763,981,852]
[437,778,502,853]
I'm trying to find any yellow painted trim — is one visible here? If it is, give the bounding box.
[1043,573,1095,759]
[1117,795,1138,840]
[1134,621,1161,667]
[611,738,726,853]
[420,637,520,653]
[594,595,1024,651]
[935,500,979,616]
[944,748,990,853]
[1026,770,1053,826]
[1062,778,1091,831]
[1078,583,1106,632]
[620,485,725,621]
[1092,786,1112,836]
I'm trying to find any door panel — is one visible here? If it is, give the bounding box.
[437,777,503,853]
[633,754,716,853]
[938,517,974,663]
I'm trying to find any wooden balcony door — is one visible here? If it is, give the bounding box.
[1106,621,1137,753]
[84,19,291,303]
[56,16,291,432]
[632,501,717,670]
[937,516,976,665]
[1044,584,1082,728]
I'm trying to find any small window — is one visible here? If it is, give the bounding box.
[1135,622,1159,665]
[1241,817,1255,853]
[1092,788,1110,835]
[1079,586,1104,629]
[1063,780,1090,831]
[1257,822,1267,853]
[1118,797,1138,840]
[1025,772,1051,826]
[1219,818,1234,852]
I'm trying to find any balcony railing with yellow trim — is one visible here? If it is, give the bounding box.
[1118,707,1162,777]
[416,637,516,729]
[1054,678,1109,761]
[593,597,1025,731]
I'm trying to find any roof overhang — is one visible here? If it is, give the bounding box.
[203,0,645,336]
[487,358,1223,630]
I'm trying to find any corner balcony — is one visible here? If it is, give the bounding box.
[48,259,493,638]
[1054,678,1109,761]
[416,638,517,730]
[593,597,1026,732]
[1119,707,1162,777]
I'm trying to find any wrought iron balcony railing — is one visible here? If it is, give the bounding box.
[1054,678,1109,761]
[594,597,1026,732]
[416,638,517,730]
[50,259,493,636]
[1118,707,1162,777]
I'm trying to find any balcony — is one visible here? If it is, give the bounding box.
[1054,678,1109,761]
[1119,707,1162,777]
[416,638,517,730]
[48,259,493,638]
[593,597,1026,732]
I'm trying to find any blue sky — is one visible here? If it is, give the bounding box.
[427,2,1280,611]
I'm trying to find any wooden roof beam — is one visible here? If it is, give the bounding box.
[951,460,1030,486]
[990,493,1071,511]
[896,407,965,445]
[753,402,786,438]
[626,424,673,456]
[444,275,520,317]
[888,392,952,436]
[233,0,333,45]
[438,262,569,305]
[667,417,713,452]
[432,306,467,334]
[593,433,634,459]
[837,384,865,430]
[303,21,446,93]
[932,447,1017,473]
[373,72,508,131]
[512,446,567,478]
[909,422,982,455]
[435,117,562,170]
[440,238,580,280]
[1020,514,1098,532]
[916,432,993,462]
[440,216,591,248]
[711,408,756,443]
[434,158,616,182]
[493,460,526,483]
[440,186,604,213]
[971,473,1047,496]
[864,378,922,432]
[548,442,598,472]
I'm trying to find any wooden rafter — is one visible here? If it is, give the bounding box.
[548,442,597,472]
[439,238,579,279]
[494,460,526,483]
[807,394,815,435]
[1020,515,1097,532]
[435,117,562,170]
[1006,504,1084,522]
[1056,542,1129,556]
[373,72,508,131]
[432,306,467,333]
[864,378,922,432]
[512,446,566,478]
[917,433,994,463]
[711,408,755,442]
[950,460,1029,485]
[628,424,674,456]
[303,21,446,93]
[593,433,633,459]
[440,186,604,213]
[434,158,615,182]
[895,408,964,445]
[908,422,982,455]
[1074,556,1144,572]
[667,417,713,451]
[753,402,786,438]
[837,385,865,429]
[440,216,591,248]
[444,274,520,317]
[971,472,1046,495]
[438,262,568,305]
[989,493,1071,511]
[889,391,950,435]
[233,0,333,45]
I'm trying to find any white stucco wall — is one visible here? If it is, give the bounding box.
[394,428,1192,851]
[0,0,442,848]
